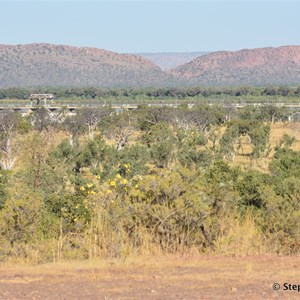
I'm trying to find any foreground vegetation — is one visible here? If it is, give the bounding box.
[0,103,299,263]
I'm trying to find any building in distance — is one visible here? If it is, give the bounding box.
[29,93,54,105]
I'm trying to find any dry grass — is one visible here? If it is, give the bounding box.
[270,122,300,151]
[214,214,267,255]
[233,122,300,172]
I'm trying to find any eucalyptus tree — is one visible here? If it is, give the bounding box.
[0,111,21,170]
[78,107,112,140]
[30,107,54,132]
[99,110,137,151]
[174,105,213,133]
[136,106,174,131]
[142,122,176,168]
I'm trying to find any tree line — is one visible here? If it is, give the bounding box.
[1,85,300,100]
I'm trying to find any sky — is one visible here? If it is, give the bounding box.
[0,1,299,53]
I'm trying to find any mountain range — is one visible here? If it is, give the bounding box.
[0,43,174,88]
[0,43,300,88]
[171,46,300,86]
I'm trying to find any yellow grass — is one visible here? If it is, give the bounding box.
[233,122,300,172]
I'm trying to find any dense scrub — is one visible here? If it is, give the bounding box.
[0,104,299,263]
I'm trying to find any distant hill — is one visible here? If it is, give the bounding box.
[171,46,300,86]
[1,44,300,88]
[137,52,209,71]
[0,43,176,88]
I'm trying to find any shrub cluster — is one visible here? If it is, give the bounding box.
[0,105,299,262]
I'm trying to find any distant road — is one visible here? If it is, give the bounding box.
[1,101,300,115]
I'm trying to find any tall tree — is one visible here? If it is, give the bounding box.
[0,111,21,170]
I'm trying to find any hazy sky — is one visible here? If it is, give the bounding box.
[0,1,299,53]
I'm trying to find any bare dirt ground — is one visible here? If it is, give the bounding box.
[0,255,300,299]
